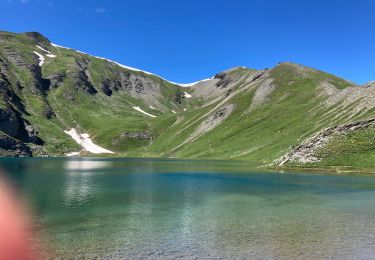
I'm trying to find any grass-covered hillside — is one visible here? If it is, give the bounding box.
[1,31,375,170]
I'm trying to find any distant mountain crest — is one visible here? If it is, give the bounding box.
[1,30,375,170]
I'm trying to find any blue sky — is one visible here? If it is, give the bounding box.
[1,0,374,84]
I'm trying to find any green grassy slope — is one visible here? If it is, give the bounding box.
[144,63,365,165]
[1,31,375,170]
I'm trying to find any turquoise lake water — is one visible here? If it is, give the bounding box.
[2,158,375,259]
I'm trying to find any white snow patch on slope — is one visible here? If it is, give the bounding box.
[149,106,156,110]
[171,110,176,114]
[64,128,114,154]
[36,45,56,58]
[51,43,70,49]
[184,92,192,98]
[33,51,45,66]
[133,106,157,118]
[51,42,211,87]
[176,78,212,87]
[66,151,80,157]
[36,45,51,54]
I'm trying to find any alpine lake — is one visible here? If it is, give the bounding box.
[2,157,375,259]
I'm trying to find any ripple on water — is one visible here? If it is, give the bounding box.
[3,158,375,259]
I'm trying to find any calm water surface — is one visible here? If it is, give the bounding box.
[2,158,375,259]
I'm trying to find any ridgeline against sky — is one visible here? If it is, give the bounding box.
[1,0,374,84]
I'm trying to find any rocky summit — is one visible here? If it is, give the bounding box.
[1,31,375,170]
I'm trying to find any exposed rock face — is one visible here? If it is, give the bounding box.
[42,105,55,119]
[120,131,151,140]
[70,60,98,95]
[250,78,275,109]
[364,81,375,88]
[120,73,163,103]
[2,47,29,68]
[2,46,51,96]
[320,83,375,116]
[24,123,44,145]
[30,64,51,92]
[0,79,26,113]
[191,68,259,102]
[0,134,32,157]
[214,72,232,88]
[75,70,97,94]
[175,89,184,104]
[319,81,339,97]
[0,106,23,138]
[0,106,43,145]
[93,68,166,109]
[24,32,51,46]
[101,79,114,96]
[191,103,235,140]
[47,72,66,88]
[171,103,235,152]
[275,119,375,166]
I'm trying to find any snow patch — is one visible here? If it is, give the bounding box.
[36,45,51,54]
[133,106,157,118]
[51,43,70,49]
[33,51,45,66]
[171,110,176,114]
[64,128,114,154]
[149,106,156,110]
[36,45,56,58]
[66,151,80,157]
[175,78,212,87]
[184,92,192,98]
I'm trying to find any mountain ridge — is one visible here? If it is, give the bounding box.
[1,30,375,170]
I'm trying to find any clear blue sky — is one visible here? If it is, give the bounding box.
[1,0,374,84]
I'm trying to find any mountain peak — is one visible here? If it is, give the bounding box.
[23,31,51,45]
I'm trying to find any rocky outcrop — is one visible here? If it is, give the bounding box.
[24,123,44,145]
[71,70,97,95]
[0,106,43,145]
[100,79,115,96]
[0,78,26,113]
[120,131,151,140]
[94,68,166,108]
[0,106,24,138]
[214,72,232,88]
[2,47,28,68]
[42,105,55,119]
[24,32,51,46]
[29,64,51,92]
[47,72,66,88]
[67,59,98,96]
[0,134,32,157]
[175,89,184,104]
[1,46,51,96]
[250,78,275,109]
[364,81,375,88]
[190,104,234,141]
[275,119,375,166]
